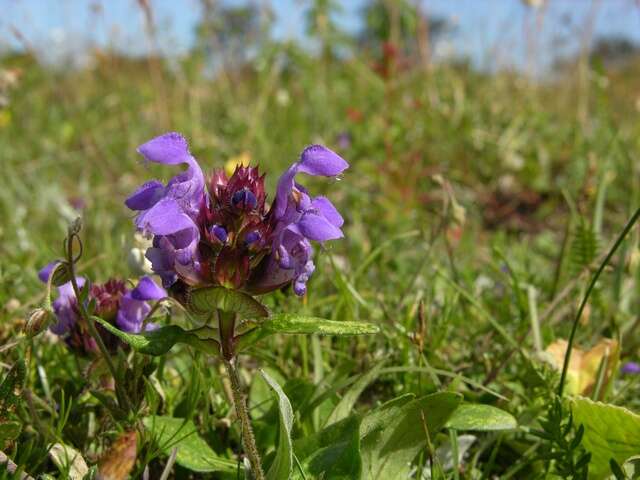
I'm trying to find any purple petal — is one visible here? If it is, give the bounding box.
[298,145,349,177]
[137,132,192,165]
[137,197,198,237]
[125,180,165,211]
[621,361,640,374]
[247,232,314,295]
[274,145,349,219]
[144,322,159,332]
[50,299,77,335]
[131,276,166,301]
[274,166,298,218]
[146,246,178,288]
[293,260,315,296]
[146,243,174,272]
[312,196,344,227]
[168,228,199,250]
[116,292,151,333]
[298,213,344,241]
[50,278,85,335]
[293,281,307,296]
[38,261,60,283]
[278,245,293,269]
[165,162,205,211]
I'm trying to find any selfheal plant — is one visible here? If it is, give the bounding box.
[37,262,165,354]
[30,219,176,416]
[125,132,347,296]
[118,133,378,479]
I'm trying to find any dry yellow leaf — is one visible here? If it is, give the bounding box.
[544,338,619,398]
[97,430,137,480]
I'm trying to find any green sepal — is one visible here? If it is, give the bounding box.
[186,286,269,319]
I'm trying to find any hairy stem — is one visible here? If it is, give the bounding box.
[224,358,265,480]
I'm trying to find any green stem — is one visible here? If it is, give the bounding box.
[66,234,132,412]
[558,206,640,396]
[223,358,265,480]
[217,308,264,479]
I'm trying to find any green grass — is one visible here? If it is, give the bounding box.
[1,39,640,478]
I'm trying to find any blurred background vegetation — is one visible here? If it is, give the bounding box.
[2,0,639,301]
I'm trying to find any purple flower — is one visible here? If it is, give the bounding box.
[38,262,85,335]
[126,134,349,296]
[253,145,347,294]
[117,276,166,333]
[336,131,352,150]
[621,361,640,375]
[125,133,204,288]
[38,263,166,352]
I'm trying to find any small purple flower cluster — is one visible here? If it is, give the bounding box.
[621,361,640,375]
[38,262,165,353]
[125,132,349,296]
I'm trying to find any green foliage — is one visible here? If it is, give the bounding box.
[571,397,640,480]
[293,416,362,480]
[92,316,217,356]
[0,422,21,445]
[237,313,379,351]
[0,360,25,420]
[261,370,294,480]
[534,397,591,480]
[569,219,599,275]
[360,392,461,479]
[325,361,386,426]
[143,416,237,474]
[3,3,640,477]
[445,404,517,431]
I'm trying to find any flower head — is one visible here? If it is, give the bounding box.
[621,361,640,375]
[126,133,349,296]
[38,263,166,354]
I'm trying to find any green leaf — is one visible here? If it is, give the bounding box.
[293,416,362,480]
[571,397,640,480]
[237,314,379,350]
[360,392,462,480]
[92,316,217,356]
[249,368,286,418]
[0,421,21,444]
[445,404,517,431]
[261,370,294,480]
[143,416,237,473]
[187,286,269,319]
[325,361,386,427]
[265,314,379,335]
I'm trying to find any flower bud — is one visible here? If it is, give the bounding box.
[24,307,52,337]
[50,262,73,286]
[211,225,228,243]
[231,188,258,211]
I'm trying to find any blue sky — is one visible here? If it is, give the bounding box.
[2,0,640,70]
